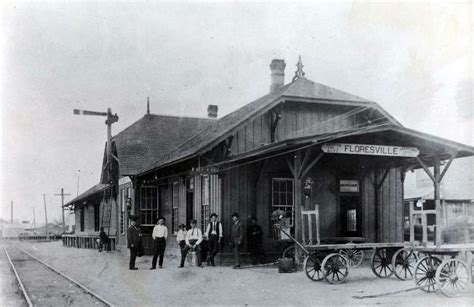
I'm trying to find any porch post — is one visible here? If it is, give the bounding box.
[132,176,138,216]
[416,154,455,247]
[293,152,303,265]
[433,155,441,246]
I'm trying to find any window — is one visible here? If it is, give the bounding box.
[272,178,294,219]
[201,176,210,231]
[271,178,294,239]
[172,182,179,233]
[80,208,85,232]
[94,204,100,231]
[139,187,158,226]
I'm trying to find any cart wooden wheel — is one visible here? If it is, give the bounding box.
[282,245,296,259]
[339,248,364,267]
[371,248,394,278]
[303,253,324,281]
[414,255,442,292]
[321,253,349,284]
[392,248,417,281]
[435,258,470,297]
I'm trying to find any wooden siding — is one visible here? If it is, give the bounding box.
[161,184,172,230]
[229,102,360,156]
[192,174,222,230]
[304,166,339,237]
[361,168,404,242]
[178,178,187,226]
[218,156,404,252]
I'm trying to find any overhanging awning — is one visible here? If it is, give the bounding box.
[63,183,110,209]
[208,125,474,170]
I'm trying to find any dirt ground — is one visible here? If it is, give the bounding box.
[0,245,27,307]
[9,241,474,306]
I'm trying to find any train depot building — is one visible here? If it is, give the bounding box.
[63,58,474,261]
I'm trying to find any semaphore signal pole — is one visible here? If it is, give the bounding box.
[73,108,118,182]
[73,107,119,239]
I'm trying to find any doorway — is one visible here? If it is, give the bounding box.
[340,195,361,237]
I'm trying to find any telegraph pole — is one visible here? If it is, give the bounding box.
[42,194,49,239]
[33,206,36,231]
[76,170,80,196]
[10,201,13,223]
[55,188,71,233]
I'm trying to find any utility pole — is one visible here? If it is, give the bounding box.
[55,188,71,233]
[33,206,36,231]
[42,194,48,240]
[76,170,80,196]
[10,201,13,223]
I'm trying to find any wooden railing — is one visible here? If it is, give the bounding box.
[62,234,116,250]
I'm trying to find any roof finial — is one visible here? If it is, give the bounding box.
[147,97,150,115]
[292,55,306,81]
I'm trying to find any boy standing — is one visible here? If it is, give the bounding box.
[176,224,187,258]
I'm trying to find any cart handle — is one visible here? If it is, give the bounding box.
[273,224,311,255]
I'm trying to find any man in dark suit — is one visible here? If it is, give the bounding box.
[231,212,243,268]
[127,215,141,270]
[247,217,266,265]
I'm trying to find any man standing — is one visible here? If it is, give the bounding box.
[179,219,203,268]
[127,215,141,270]
[205,213,223,266]
[150,217,168,270]
[247,217,266,265]
[231,212,243,268]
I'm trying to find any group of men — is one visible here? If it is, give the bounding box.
[127,212,265,270]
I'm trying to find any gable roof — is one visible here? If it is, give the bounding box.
[139,77,401,174]
[114,114,214,175]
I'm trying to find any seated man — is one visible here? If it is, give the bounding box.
[98,227,110,252]
[179,219,203,268]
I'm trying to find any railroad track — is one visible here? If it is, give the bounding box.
[3,244,114,307]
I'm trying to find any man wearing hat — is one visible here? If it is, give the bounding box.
[179,219,203,268]
[127,215,142,270]
[231,212,243,268]
[205,213,223,266]
[150,217,168,270]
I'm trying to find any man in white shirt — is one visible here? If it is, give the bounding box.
[150,217,168,269]
[205,213,223,266]
[179,219,203,268]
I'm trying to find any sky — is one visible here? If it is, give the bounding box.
[1,1,472,224]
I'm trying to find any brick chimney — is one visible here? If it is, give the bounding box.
[269,59,286,92]
[207,105,218,118]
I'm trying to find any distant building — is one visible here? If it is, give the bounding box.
[404,156,474,242]
[2,220,27,239]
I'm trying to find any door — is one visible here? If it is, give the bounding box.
[340,195,361,237]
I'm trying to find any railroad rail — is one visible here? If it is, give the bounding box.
[2,244,114,306]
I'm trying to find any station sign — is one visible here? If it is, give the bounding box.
[340,180,359,193]
[321,143,419,157]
